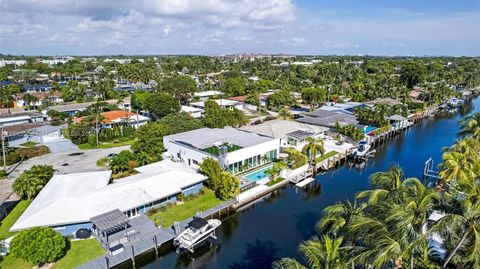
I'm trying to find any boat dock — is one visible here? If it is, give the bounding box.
[79,200,235,269]
[295,177,315,187]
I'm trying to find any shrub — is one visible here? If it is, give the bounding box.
[96,157,108,167]
[67,123,92,144]
[13,165,55,199]
[176,193,184,202]
[88,134,97,146]
[10,227,66,265]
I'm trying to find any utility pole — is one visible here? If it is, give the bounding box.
[1,127,6,171]
[95,106,99,146]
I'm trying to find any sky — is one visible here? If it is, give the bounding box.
[0,0,479,56]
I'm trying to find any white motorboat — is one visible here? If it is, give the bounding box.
[352,141,371,158]
[447,98,464,107]
[173,218,221,253]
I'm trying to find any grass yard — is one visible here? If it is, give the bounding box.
[51,239,105,269]
[148,189,222,228]
[315,151,338,163]
[0,254,32,269]
[78,139,134,150]
[19,141,38,148]
[266,177,285,187]
[0,200,31,240]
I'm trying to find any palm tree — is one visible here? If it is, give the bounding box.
[279,106,294,120]
[273,235,347,269]
[317,200,366,236]
[265,162,287,181]
[22,93,38,110]
[302,137,325,165]
[434,196,480,268]
[460,112,480,139]
[439,150,476,183]
[356,164,404,204]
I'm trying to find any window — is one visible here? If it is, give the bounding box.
[287,137,298,146]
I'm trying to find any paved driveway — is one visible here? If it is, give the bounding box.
[43,138,79,153]
[1,146,131,202]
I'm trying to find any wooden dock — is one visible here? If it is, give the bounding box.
[79,200,235,269]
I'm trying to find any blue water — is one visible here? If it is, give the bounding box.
[243,165,273,181]
[140,96,479,269]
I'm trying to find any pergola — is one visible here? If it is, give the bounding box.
[90,209,130,247]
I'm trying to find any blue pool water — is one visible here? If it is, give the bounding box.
[243,165,273,181]
[363,125,377,134]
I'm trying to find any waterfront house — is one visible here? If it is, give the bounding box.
[163,127,280,174]
[240,119,328,151]
[295,109,358,130]
[317,101,368,115]
[10,159,206,235]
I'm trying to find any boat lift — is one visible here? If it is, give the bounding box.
[423,158,440,183]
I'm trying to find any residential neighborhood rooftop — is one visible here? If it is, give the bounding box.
[10,159,206,231]
[163,126,274,150]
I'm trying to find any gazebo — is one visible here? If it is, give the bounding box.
[90,209,130,248]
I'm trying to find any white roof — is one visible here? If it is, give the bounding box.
[240,119,328,139]
[181,105,203,113]
[190,99,239,108]
[164,127,274,149]
[194,91,224,97]
[0,115,31,124]
[11,160,206,231]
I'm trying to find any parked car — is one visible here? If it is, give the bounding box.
[106,153,117,159]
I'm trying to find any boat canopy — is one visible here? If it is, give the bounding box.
[188,217,208,229]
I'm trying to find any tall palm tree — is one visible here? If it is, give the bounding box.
[439,150,476,183]
[273,235,347,269]
[356,164,404,204]
[434,196,480,268]
[302,137,325,165]
[460,112,480,139]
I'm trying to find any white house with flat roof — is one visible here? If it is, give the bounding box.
[163,127,280,174]
[193,90,224,100]
[240,119,328,151]
[181,105,203,118]
[190,99,244,111]
[10,159,206,236]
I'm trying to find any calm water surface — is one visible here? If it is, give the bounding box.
[142,96,480,269]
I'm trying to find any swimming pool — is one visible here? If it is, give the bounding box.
[363,126,377,134]
[243,165,273,182]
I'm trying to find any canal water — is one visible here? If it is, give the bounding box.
[142,96,479,269]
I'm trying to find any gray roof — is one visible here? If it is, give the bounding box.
[240,119,328,139]
[164,127,274,150]
[90,209,129,232]
[296,110,358,127]
[388,114,408,121]
[31,124,61,134]
[286,130,314,140]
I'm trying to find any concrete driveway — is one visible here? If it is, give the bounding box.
[43,138,79,153]
[1,145,130,202]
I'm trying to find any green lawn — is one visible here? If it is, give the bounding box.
[315,151,338,163]
[19,141,38,148]
[148,189,222,228]
[0,254,32,269]
[78,139,134,150]
[0,200,31,240]
[51,239,105,269]
[266,177,285,187]
[0,239,104,269]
